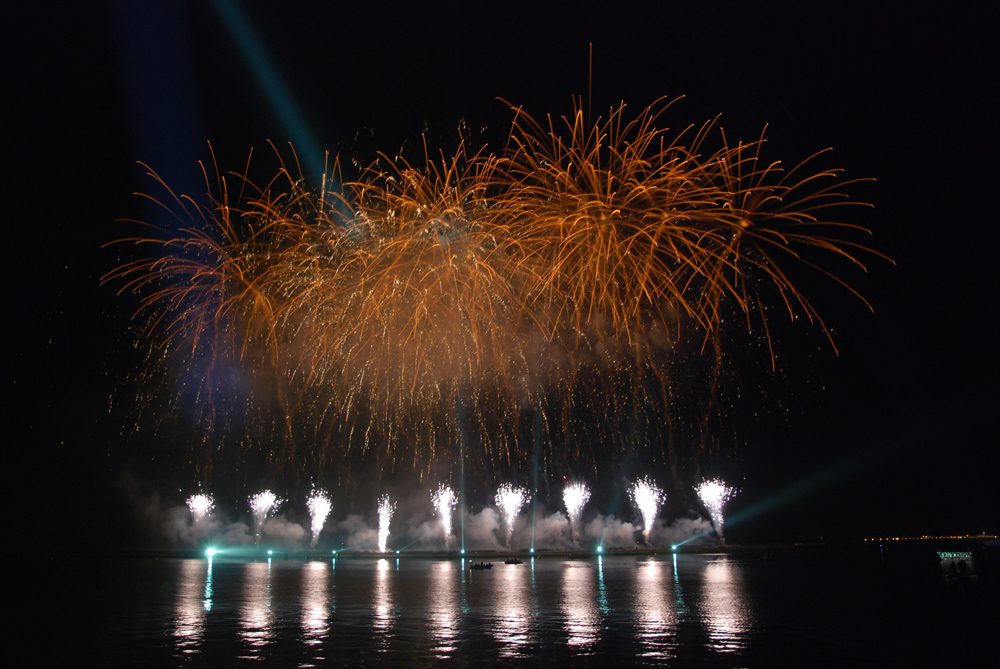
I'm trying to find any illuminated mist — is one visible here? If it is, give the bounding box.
[249,490,281,545]
[306,489,332,548]
[431,484,458,549]
[563,483,591,545]
[495,483,528,548]
[377,494,396,553]
[695,479,737,543]
[630,478,665,544]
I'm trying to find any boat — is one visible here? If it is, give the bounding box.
[504,558,523,565]
[470,561,493,570]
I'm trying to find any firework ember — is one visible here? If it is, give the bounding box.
[431,484,458,548]
[630,477,665,544]
[495,483,528,548]
[563,483,591,544]
[306,489,332,548]
[695,479,737,542]
[377,494,396,553]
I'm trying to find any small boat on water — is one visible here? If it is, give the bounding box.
[504,558,523,565]
[470,562,493,570]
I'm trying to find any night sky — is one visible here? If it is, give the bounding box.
[10,1,997,552]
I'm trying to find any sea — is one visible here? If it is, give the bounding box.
[22,544,996,666]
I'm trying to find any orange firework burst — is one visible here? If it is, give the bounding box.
[105,98,886,486]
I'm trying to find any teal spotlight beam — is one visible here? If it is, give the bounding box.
[211,0,329,185]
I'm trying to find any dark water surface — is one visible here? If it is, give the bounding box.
[26,547,995,666]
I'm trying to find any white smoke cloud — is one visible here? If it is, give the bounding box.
[261,514,308,548]
[462,507,503,550]
[336,513,379,550]
[583,514,641,548]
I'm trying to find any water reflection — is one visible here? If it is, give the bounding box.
[239,560,274,659]
[427,561,460,658]
[597,556,609,616]
[373,558,394,650]
[632,559,677,659]
[173,559,212,655]
[561,563,599,650]
[699,557,752,652]
[300,561,331,661]
[492,563,534,657]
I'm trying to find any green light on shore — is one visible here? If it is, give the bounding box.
[597,545,603,553]
[205,548,217,557]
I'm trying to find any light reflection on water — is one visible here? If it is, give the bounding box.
[238,560,274,659]
[172,558,210,655]
[427,561,459,658]
[300,560,331,664]
[490,561,535,656]
[154,554,775,663]
[373,558,395,650]
[699,557,753,652]
[561,562,599,650]
[632,558,678,659]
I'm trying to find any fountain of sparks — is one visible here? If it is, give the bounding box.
[249,490,282,546]
[563,483,591,546]
[377,495,396,553]
[630,477,665,545]
[696,479,737,543]
[431,484,458,549]
[306,489,332,548]
[495,483,528,548]
[186,494,214,523]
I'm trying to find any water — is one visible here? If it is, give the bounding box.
[27,547,995,666]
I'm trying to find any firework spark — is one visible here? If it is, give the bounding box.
[377,494,396,553]
[186,494,214,522]
[306,489,332,548]
[495,483,528,548]
[431,484,458,548]
[563,483,591,544]
[631,477,665,544]
[249,490,281,545]
[695,479,737,542]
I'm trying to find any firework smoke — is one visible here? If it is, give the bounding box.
[377,494,396,553]
[563,483,591,545]
[695,479,737,543]
[630,477,665,544]
[495,483,528,548]
[249,490,281,545]
[306,489,332,548]
[431,484,458,549]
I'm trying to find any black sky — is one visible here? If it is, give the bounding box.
[9,1,997,550]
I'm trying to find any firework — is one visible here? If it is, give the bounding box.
[249,490,281,545]
[377,494,396,553]
[107,98,884,488]
[630,477,665,544]
[495,483,528,547]
[306,489,332,548]
[186,494,214,522]
[695,479,737,542]
[431,484,458,548]
[563,483,591,544]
